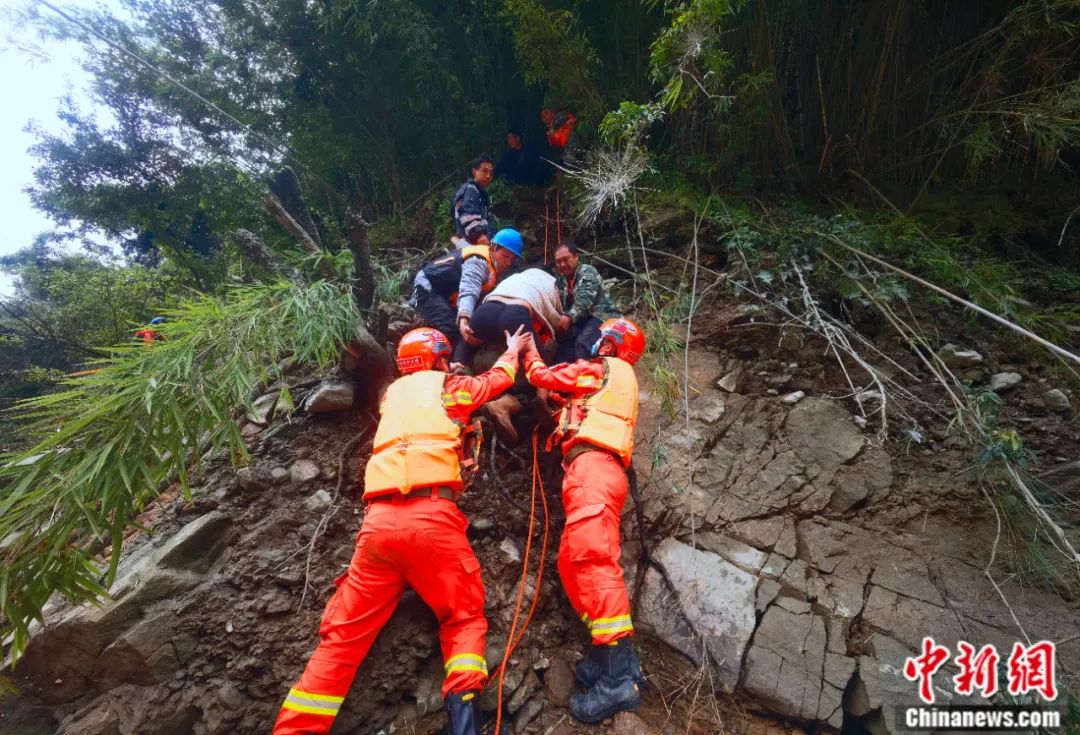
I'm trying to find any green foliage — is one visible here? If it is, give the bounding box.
[0,279,357,659]
[599,101,665,148]
[647,0,741,112]
[0,243,189,360]
[709,196,1080,344]
[641,290,690,417]
[498,0,603,116]
[960,384,1031,467]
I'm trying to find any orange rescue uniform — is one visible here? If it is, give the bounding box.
[523,346,638,645]
[274,349,520,735]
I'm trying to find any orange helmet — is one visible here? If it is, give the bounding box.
[592,318,646,365]
[396,327,452,374]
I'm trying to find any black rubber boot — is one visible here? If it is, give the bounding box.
[575,639,645,688]
[568,638,642,723]
[445,690,482,735]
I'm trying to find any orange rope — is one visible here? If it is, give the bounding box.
[556,186,561,245]
[491,430,550,733]
[544,201,550,265]
[507,435,549,654]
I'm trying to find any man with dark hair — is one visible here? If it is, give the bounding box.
[553,243,620,361]
[494,131,541,186]
[450,155,495,246]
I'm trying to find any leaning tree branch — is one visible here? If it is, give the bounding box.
[269,166,321,250]
[262,194,334,280]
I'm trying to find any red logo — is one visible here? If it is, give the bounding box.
[904,637,951,704]
[954,641,999,697]
[1007,641,1058,701]
[903,638,1058,704]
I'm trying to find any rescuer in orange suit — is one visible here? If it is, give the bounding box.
[274,325,530,735]
[521,317,646,723]
[133,316,166,343]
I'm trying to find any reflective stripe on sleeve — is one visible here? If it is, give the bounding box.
[282,688,344,717]
[588,614,634,636]
[444,652,488,676]
[493,361,517,381]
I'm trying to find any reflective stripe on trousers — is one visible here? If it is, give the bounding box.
[557,450,634,645]
[273,496,488,734]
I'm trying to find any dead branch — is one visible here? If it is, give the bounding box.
[823,232,1080,369]
[230,229,303,283]
[342,321,395,403]
[346,208,376,310]
[262,194,324,258]
[269,167,321,250]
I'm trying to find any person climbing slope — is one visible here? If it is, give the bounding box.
[450,154,495,247]
[521,318,646,723]
[456,266,566,442]
[456,266,564,368]
[134,316,166,343]
[410,228,524,361]
[273,325,531,735]
[540,108,577,164]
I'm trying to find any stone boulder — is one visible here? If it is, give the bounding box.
[987,372,1021,392]
[303,381,355,414]
[10,513,234,705]
[937,344,983,369]
[1043,388,1071,413]
[638,538,757,691]
[741,601,855,728]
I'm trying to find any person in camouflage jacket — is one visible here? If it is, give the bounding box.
[553,243,620,361]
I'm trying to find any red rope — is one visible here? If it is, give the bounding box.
[544,201,550,265]
[556,186,561,245]
[491,430,550,733]
[507,435,549,654]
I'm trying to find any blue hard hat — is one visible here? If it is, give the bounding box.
[491,228,524,258]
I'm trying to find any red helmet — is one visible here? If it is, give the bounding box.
[396,328,452,374]
[592,318,646,365]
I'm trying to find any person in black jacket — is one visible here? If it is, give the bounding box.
[450,155,495,246]
[494,131,542,186]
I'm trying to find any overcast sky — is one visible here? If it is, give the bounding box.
[0,0,121,293]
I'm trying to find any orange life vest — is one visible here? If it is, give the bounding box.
[421,245,497,308]
[556,357,638,467]
[363,371,480,498]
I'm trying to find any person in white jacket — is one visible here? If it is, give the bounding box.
[462,268,563,362]
[456,267,566,442]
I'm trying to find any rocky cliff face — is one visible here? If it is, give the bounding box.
[3,299,1078,735]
